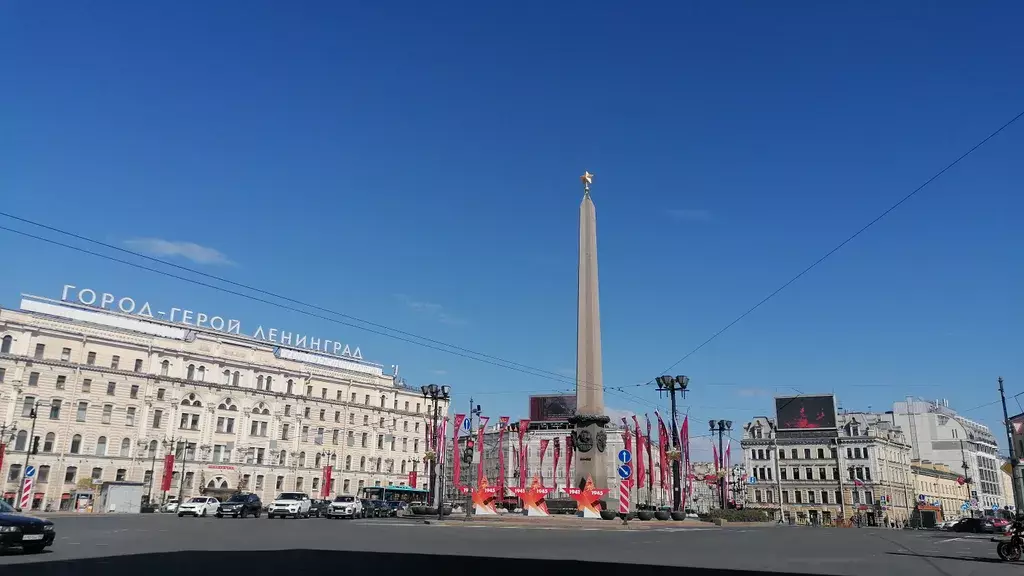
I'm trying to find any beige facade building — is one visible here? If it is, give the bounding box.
[0,294,449,511]
[911,460,967,524]
[741,411,914,526]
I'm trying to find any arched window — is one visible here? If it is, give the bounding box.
[232,371,240,386]
[359,456,366,471]
[315,453,322,467]
[278,450,287,465]
[161,360,170,376]
[218,398,238,411]
[380,395,386,408]
[257,375,264,390]
[223,369,231,384]
[197,366,206,381]
[96,436,108,456]
[70,434,82,454]
[43,432,55,452]
[400,460,406,473]
[0,335,11,353]
[65,466,77,482]
[14,430,27,451]
[345,455,352,470]
[265,376,273,392]
[120,438,131,457]
[149,440,158,456]
[287,379,294,395]
[187,364,195,380]
[298,452,306,467]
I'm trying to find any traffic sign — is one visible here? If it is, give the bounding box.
[618,464,632,479]
[24,465,35,479]
[993,505,1000,511]
[918,494,926,502]
[961,503,970,511]
[617,450,631,464]
[747,476,757,485]
[461,418,472,434]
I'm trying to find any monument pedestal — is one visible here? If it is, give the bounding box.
[569,414,611,492]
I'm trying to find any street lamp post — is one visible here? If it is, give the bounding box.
[16,401,42,511]
[656,375,689,511]
[0,422,18,485]
[709,419,732,510]
[421,384,451,521]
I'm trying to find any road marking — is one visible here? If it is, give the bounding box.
[937,537,963,543]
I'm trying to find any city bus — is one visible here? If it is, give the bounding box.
[360,485,429,504]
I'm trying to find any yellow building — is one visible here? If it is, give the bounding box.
[911,460,967,526]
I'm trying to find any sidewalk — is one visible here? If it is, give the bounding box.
[421,514,713,530]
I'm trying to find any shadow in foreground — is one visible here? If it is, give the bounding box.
[2,550,830,576]
[886,551,1005,565]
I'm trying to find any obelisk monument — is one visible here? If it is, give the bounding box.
[570,171,610,492]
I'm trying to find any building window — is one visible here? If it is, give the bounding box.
[102,404,113,424]
[0,368,5,383]
[49,399,62,420]
[232,371,240,386]
[130,385,139,399]
[8,464,22,481]
[70,434,82,454]
[61,347,71,361]
[34,343,45,359]
[43,433,55,452]
[82,379,92,393]
[64,466,77,483]
[77,402,88,422]
[126,407,136,426]
[157,388,165,400]
[152,409,163,428]
[96,436,108,456]
[91,467,103,482]
[361,433,368,448]
[120,438,131,457]
[55,375,66,390]
[28,372,40,386]
[107,382,116,396]
[134,359,143,373]
[364,395,370,406]
[0,335,11,353]
[160,360,169,376]
[14,430,28,451]
[111,355,119,370]
[359,457,366,471]
[37,465,50,484]
[187,365,195,380]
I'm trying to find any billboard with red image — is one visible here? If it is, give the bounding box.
[775,395,837,431]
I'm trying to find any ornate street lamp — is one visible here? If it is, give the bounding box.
[422,384,451,520]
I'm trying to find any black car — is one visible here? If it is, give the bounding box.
[368,500,391,518]
[359,499,372,518]
[216,493,263,518]
[0,500,56,554]
[952,517,995,533]
[308,499,329,518]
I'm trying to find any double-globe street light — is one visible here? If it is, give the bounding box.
[709,419,733,510]
[421,384,451,518]
[656,375,689,511]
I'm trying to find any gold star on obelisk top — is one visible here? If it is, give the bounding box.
[580,171,594,193]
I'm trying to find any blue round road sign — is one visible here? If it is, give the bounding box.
[617,450,631,464]
[25,465,35,479]
[618,464,632,479]
[747,476,757,485]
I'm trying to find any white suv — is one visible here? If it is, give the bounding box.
[326,495,362,519]
[267,492,311,519]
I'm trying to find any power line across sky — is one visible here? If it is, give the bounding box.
[0,107,1020,411]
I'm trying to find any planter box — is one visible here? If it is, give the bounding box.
[600,510,618,520]
[637,510,655,521]
[654,511,671,521]
[411,506,428,515]
[670,511,687,521]
[713,518,728,526]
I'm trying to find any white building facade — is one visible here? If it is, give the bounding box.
[0,295,449,511]
[892,399,1002,511]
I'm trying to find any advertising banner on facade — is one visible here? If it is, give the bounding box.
[529,395,576,422]
[775,395,838,430]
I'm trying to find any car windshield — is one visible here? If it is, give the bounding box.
[334,496,355,502]
[227,494,248,503]
[277,493,303,501]
[188,497,209,503]
[0,501,15,513]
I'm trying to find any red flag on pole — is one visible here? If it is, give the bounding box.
[476,416,489,487]
[538,439,550,487]
[497,417,509,497]
[632,415,645,489]
[517,419,531,489]
[564,435,574,491]
[452,414,466,488]
[552,438,561,493]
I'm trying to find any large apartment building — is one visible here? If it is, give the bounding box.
[0,293,448,511]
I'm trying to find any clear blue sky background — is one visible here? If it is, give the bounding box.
[3,1,1022,458]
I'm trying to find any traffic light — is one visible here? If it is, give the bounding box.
[462,439,474,464]
[31,436,40,455]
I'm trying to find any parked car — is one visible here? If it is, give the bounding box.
[952,517,996,533]
[267,492,311,519]
[367,500,391,518]
[217,493,263,518]
[326,495,362,519]
[308,499,329,518]
[161,497,180,513]
[177,497,220,517]
[387,501,408,516]
[360,499,372,518]
[0,500,55,554]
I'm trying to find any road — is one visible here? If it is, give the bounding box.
[0,514,1017,576]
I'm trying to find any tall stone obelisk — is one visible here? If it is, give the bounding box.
[570,171,610,492]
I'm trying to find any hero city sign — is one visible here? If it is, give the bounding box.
[59,284,363,360]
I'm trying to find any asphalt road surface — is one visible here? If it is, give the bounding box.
[0,514,1018,576]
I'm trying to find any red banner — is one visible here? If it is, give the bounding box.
[0,442,5,476]
[645,415,654,493]
[409,471,418,488]
[451,414,465,488]
[564,435,573,491]
[552,438,561,493]
[161,454,175,492]
[476,416,489,487]
[681,415,690,511]
[322,466,332,498]
[538,439,550,487]
[655,411,669,490]
[517,419,531,489]
[497,417,509,497]
[632,415,645,489]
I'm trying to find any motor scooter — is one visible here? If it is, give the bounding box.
[991,515,1024,562]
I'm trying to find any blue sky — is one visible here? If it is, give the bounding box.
[2,1,1022,458]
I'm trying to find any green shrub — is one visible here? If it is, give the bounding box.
[701,509,770,522]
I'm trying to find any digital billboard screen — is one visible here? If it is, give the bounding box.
[775,395,837,430]
[529,395,577,422]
